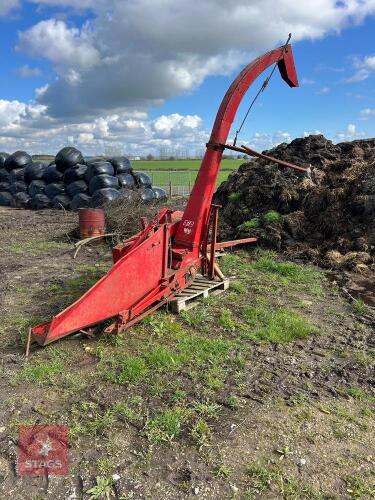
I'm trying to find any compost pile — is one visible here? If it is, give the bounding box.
[0,147,166,211]
[215,135,375,269]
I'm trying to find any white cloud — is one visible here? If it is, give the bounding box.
[335,122,365,141]
[317,86,331,94]
[17,64,42,78]
[360,108,375,119]
[0,0,19,17]
[347,123,356,135]
[301,77,315,85]
[347,54,375,81]
[153,114,202,136]
[30,0,97,7]
[17,19,100,71]
[239,130,293,152]
[0,99,208,156]
[15,0,375,119]
[78,132,94,143]
[303,129,323,136]
[0,96,369,157]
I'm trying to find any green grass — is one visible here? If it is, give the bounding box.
[346,387,375,402]
[228,191,242,202]
[218,308,237,331]
[146,407,188,443]
[101,330,235,387]
[117,356,149,384]
[111,401,143,423]
[191,418,211,448]
[144,345,182,370]
[345,474,375,499]
[245,461,325,499]
[214,463,232,479]
[2,238,69,256]
[352,299,368,315]
[264,210,282,223]
[238,218,260,231]
[252,251,322,284]
[16,350,67,384]
[87,476,114,500]
[192,401,220,418]
[129,158,243,188]
[246,308,317,343]
[133,158,242,171]
[70,402,115,437]
[180,306,209,327]
[246,461,277,496]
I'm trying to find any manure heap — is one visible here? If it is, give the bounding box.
[216,135,375,269]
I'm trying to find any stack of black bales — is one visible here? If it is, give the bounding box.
[0,147,167,210]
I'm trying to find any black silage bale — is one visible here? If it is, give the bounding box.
[153,187,168,201]
[66,180,88,198]
[9,168,25,183]
[13,192,31,208]
[133,171,152,188]
[45,183,66,199]
[9,181,28,195]
[0,191,13,206]
[0,153,9,168]
[140,188,156,203]
[0,168,10,182]
[43,164,63,183]
[85,161,114,182]
[4,151,32,171]
[30,194,50,210]
[91,188,121,207]
[89,174,119,195]
[24,162,46,183]
[55,147,84,172]
[70,193,92,211]
[117,173,136,190]
[52,194,71,210]
[28,180,46,197]
[63,164,88,184]
[109,157,132,174]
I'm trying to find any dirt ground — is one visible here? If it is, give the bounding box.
[0,207,374,499]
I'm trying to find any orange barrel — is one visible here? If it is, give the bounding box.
[78,208,106,239]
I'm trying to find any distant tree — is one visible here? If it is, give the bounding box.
[146,154,154,161]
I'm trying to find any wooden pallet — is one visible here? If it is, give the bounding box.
[169,276,230,313]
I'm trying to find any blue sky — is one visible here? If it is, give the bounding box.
[0,1,374,155]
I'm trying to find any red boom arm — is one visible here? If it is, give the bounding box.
[174,44,298,251]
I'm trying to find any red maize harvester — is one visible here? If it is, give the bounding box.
[27,38,308,351]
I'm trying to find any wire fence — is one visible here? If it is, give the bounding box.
[144,170,230,197]
[144,170,193,197]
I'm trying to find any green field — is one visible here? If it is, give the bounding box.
[132,158,243,171]
[133,159,243,188]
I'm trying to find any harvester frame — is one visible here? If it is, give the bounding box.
[27,38,306,351]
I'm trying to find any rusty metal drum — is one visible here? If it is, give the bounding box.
[78,208,105,239]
